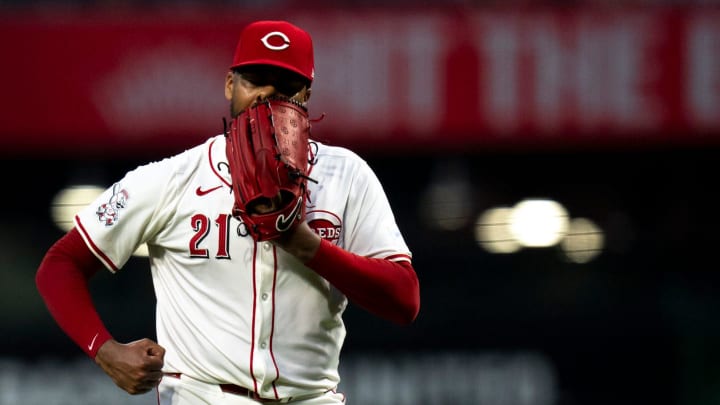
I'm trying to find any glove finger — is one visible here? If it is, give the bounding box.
[250,101,280,199]
[234,114,256,205]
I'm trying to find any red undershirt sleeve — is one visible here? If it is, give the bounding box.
[304,239,420,325]
[35,228,113,358]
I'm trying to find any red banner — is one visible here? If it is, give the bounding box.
[1,7,719,155]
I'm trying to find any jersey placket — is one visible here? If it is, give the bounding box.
[250,240,280,395]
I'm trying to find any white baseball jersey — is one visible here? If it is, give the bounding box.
[74,135,411,399]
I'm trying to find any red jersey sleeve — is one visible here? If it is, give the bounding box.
[305,239,420,324]
[35,228,113,358]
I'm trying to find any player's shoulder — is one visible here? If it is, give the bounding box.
[126,136,219,183]
[313,140,368,166]
[311,140,377,183]
[153,136,219,170]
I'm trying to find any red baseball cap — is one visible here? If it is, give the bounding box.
[230,20,315,84]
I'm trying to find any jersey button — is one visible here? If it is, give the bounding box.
[260,342,267,349]
[261,293,269,301]
[263,242,272,251]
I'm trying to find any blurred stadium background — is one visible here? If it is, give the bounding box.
[1,0,719,404]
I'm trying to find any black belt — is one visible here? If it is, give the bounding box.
[163,372,281,403]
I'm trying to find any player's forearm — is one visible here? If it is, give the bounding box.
[305,239,420,325]
[35,228,112,358]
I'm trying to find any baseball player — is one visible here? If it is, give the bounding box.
[35,20,420,405]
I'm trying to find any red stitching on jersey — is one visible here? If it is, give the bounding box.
[249,241,259,393]
[384,253,412,262]
[269,245,281,400]
[75,216,119,272]
[208,138,232,187]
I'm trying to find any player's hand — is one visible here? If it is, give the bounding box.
[94,338,166,395]
[273,221,321,263]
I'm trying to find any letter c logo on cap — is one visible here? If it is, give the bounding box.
[261,32,291,51]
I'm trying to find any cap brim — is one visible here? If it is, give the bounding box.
[231,60,313,83]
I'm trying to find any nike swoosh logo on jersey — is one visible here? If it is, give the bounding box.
[87,333,99,352]
[196,185,223,196]
[276,196,303,232]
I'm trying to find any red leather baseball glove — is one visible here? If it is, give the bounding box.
[225,97,313,241]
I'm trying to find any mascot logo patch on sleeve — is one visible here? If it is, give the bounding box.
[96,183,129,226]
[306,210,342,244]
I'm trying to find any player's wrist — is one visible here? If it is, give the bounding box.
[90,333,115,360]
[273,222,321,262]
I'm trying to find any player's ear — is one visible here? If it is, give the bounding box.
[224,71,234,101]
